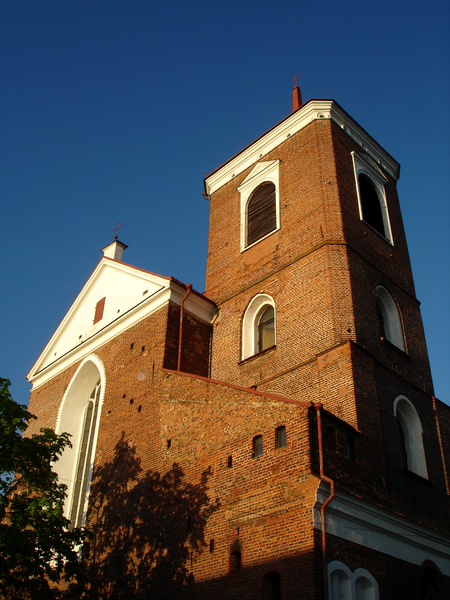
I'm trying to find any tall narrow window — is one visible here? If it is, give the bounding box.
[276,426,286,449]
[253,435,263,458]
[375,287,405,351]
[258,306,275,352]
[394,396,428,478]
[70,381,101,529]
[247,182,277,246]
[230,551,241,572]
[397,417,408,469]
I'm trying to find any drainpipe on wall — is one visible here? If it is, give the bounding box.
[314,402,335,600]
[177,284,192,372]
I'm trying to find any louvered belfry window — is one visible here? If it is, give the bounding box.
[247,182,277,246]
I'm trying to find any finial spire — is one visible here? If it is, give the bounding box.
[113,221,123,240]
[291,75,303,112]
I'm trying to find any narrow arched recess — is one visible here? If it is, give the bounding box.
[394,396,428,479]
[241,294,276,360]
[55,354,106,526]
[375,286,405,351]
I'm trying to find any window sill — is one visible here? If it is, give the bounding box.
[361,219,393,246]
[239,345,276,366]
[241,227,279,253]
[380,337,410,359]
[401,468,432,486]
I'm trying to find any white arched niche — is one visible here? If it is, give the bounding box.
[328,562,352,600]
[328,562,379,600]
[394,395,428,479]
[55,354,106,525]
[375,286,405,351]
[354,568,378,600]
[241,294,276,360]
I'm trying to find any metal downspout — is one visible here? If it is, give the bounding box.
[314,403,335,600]
[177,284,192,372]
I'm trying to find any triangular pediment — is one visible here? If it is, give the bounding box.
[28,259,170,381]
[238,160,280,191]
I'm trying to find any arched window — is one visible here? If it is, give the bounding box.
[394,396,428,478]
[374,286,405,351]
[247,182,277,247]
[420,564,445,600]
[352,151,392,243]
[55,355,105,527]
[258,305,275,352]
[241,294,276,360]
[238,160,280,251]
[262,571,281,600]
[69,380,101,529]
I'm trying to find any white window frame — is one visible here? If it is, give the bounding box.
[394,395,428,479]
[241,294,276,360]
[237,160,280,252]
[375,285,406,351]
[55,354,106,524]
[352,151,393,244]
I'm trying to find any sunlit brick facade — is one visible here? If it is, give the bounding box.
[27,96,450,599]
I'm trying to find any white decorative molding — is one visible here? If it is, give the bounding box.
[314,483,450,576]
[205,101,400,195]
[55,354,106,521]
[241,294,276,360]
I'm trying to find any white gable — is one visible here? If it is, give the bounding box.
[28,258,170,386]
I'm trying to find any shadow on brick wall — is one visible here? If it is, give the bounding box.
[83,433,220,599]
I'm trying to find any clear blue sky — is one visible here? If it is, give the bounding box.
[1,0,449,408]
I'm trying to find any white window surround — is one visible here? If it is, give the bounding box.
[55,354,106,523]
[328,562,379,600]
[375,285,406,351]
[351,151,393,244]
[237,160,280,252]
[241,294,276,360]
[394,395,428,479]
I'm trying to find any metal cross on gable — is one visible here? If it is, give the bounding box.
[113,221,123,240]
[291,74,301,87]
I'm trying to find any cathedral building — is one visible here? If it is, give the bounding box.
[27,88,450,599]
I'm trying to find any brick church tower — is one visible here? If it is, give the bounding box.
[27,89,450,599]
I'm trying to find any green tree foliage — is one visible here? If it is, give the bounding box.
[0,378,88,599]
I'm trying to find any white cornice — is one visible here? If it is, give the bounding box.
[205,101,400,196]
[314,482,450,575]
